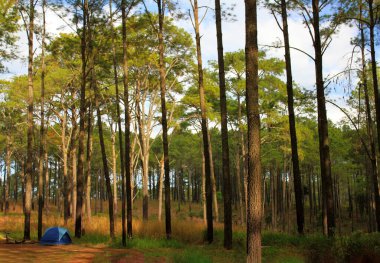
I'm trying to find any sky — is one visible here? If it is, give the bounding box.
[2,0,379,123]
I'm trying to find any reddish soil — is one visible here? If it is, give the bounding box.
[0,243,152,263]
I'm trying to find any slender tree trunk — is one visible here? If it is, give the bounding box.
[270,164,276,230]
[14,165,18,210]
[93,76,115,239]
[1,171,4,213]
[245,0,262,261]
[62,111,69,225]
[236,147,244,225]
[142,156,149,219]
[121,0,132,239]
[202,149,207,225]
[368,0,380,232]
[44,148,49,214]
[208,133,219,223]
[85,106,93,221]
[71,112,78,224]
[5,136,11,214]
[214,0,232,249]
[278,0,305,235]
[1,170,4,212]
[112,132,118,217]
[238,94,248,219]
[192,0,213,243]
[38,0,47,240]
[312,0,335,237]
[158,158,164,221]
[308,168,313,225]
[75,0,88,238]
[24,0,34,241]
[158,0,172,240]
[109,0,126,245]
[136,82,149,221]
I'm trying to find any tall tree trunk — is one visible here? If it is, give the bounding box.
[75,0,88,238]
[112,132,118,217]
[14,165,18,210]
[238,94,248,219]
[208,133,219,223]
[24,0,34,241]
[308,168,313,225]
[62,111,69,225]
[236,146,244,225]
[368,0,380,232]
[121,0,132,239]
[136,82,149,221]
[214,0,232,249]
[109,0,126,245]
[1,170,4,212]
[192,0,213,243]
[93,76,115,239]
[270,164,277,230]
[71,111,78,224]
[312,0,335,237]
[85,105,93,221]
[5,136,11,214]
[158,158,164,221]
[157,0,172,240]
[245,0,262,261]
[44,147,49,214]
[202,149,207,225]
[279,0,304,235]
[38,0,47,240]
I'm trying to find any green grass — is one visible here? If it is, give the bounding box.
[171,248,212,263]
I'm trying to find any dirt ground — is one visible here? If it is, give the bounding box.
[0,243,160,263]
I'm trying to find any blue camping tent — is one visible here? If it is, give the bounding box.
[40,227,72,245]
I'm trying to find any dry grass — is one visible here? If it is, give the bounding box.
[0,200,228,245]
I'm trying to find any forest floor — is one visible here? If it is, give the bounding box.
[0,243,149,263]
[1,200,380,262]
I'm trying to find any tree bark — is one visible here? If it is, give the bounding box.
[24,0,34,241]
[157,0,172,240]
[136,80,149,221]
[70,108,78,224]
[111,131,118,217]
[75,0,88,238]
[236,146,244,225]
[85,105,93,221]
[279,0,304,235]
[192,0,213,243]
[109,0,126,245]
[93,77,115,239]
[208,133,219,223]
[62,110,69,225]
[368,0,380,232]
[5,136,11,214]
[121,0,132,239]
[245,0,262,261]
[44,147,49,214]
[38,0,47,240]
[214,0,232,249]
[312,0,335,237]
[158,158,164,221]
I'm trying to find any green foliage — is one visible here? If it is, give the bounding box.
[0,0,19,72]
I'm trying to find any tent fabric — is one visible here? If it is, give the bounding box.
[40,227,72,245]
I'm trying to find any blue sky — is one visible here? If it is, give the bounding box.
[2,0,379,123]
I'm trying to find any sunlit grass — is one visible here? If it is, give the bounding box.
[2,201,380,262]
